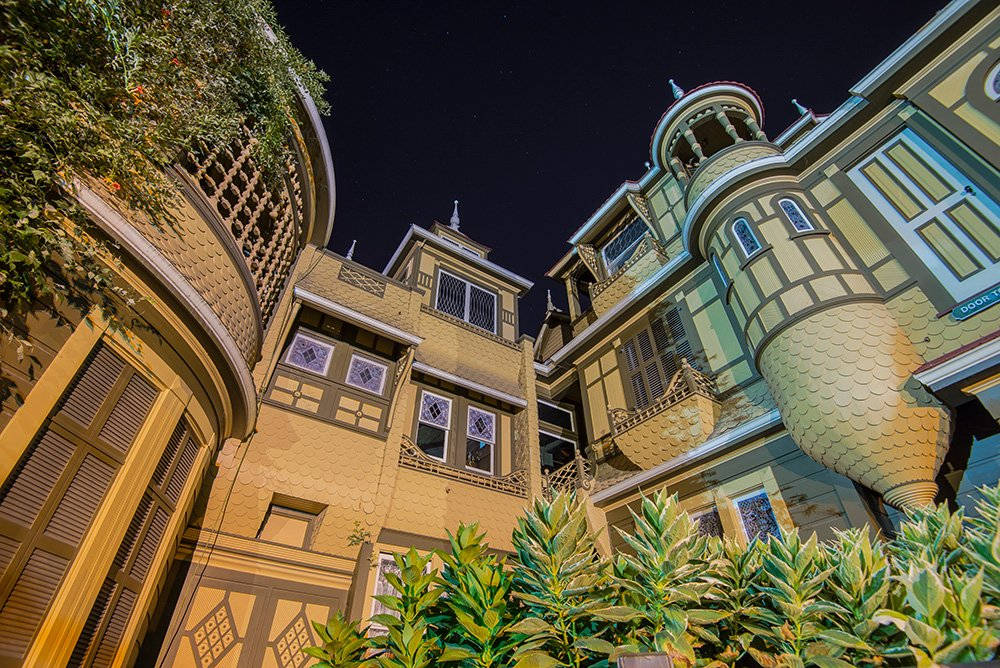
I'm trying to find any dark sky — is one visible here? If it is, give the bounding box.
[273,0,946,334]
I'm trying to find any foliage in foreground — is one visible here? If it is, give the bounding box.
[308,484,1000,667]
[0,0,327,373]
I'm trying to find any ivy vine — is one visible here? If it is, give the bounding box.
[0,0,327,365]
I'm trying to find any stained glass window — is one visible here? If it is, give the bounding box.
[346,355,388,394]
[602,218,648,273]
[779,198,814,232]
[711,253,728,289]
[465,406,495,474]
[732,218,762,258]
[419,391,451,428]
[987,61,1000,101]
[466,407,496,443]
[283,332,333,376]
[694,509,724,538]
[736,490,780,541]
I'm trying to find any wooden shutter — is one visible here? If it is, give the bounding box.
[617,305,697,410]
[69,416,203,667]
[0,343,158,663]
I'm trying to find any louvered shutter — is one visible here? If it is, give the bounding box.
[0,343,158,662]
[69,416,203,667]
[617,306,698,410]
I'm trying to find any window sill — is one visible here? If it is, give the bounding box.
[788,229,830,241]
[420,304,520,350]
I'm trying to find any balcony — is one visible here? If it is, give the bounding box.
[399,435,529,497]
[608,360,720,470]
[590,234,669,316]
[685,141,782,205]
[542,455,593,500]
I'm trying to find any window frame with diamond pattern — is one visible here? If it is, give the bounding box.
[434,268,498,334]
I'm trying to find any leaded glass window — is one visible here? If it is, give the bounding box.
[601,218,648,274]
[711,252,728,289]
[987,60,1000,101]
[778,198,814,232]
[735,490,780,541]
[732,218,762,258]
[345,355,388,395]
[283,332,333,376]
[417,391,451,461]
[435,270,497,333]
[466,406,495,474]
[694,508,724,538]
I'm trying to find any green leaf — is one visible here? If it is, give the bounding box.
[572,637,614,654]
[507,617,556,635]
[512,650,563,667]
[438,645,478,662]
[590,606,642,622]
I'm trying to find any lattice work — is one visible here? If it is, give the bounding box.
[272,613,313,668]
[188,601,237,667]
[184,126,305,326]
[542,456,592,500]
[399,436,528,497]
[609,359,717,436]
[338,265,387,297]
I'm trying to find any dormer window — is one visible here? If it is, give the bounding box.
[601,218,648,274]
[732,218,762,259]
[436,270,497,333]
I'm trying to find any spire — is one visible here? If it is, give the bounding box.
[345,239,357,260]
[449,199,460,230]
[669,79,684,100]
[792,98,809,116]
[546,289,555,311]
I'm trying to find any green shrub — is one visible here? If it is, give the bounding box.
[309,483,1000,668]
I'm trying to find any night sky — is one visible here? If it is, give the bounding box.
[273,0,946,334]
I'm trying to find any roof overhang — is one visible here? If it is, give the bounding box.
[914,332,1000,392]
[411,361,528,408]
[293,287,423,346]
[383,225,534,294]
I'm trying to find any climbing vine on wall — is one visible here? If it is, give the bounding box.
[0,0,328,348]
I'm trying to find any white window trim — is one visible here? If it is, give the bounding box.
[538,428,578,472]
[732,488,778,541]
[436,269,498,334]
[283,331,334,376]
[538,399,575,431]
[778,198,815,232]
[732,218,762,259]
[417,390,451,463]
[345,353,388,395]
[601,219,648,274]
[465,406,496,475]
[986,60,1000,101]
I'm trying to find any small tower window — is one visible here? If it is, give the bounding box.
[732,218,762,258]
[778,198,815,232]
[986,60,1000,101]
[601,218,648,274]
[711,252,728,289]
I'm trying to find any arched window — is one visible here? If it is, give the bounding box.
[778,198,815,232]
[711,252,728,288]
[987,60,1000,101]
[732,217,761,258]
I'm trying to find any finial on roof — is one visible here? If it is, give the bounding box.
[792,98,808,116]
[644,161,651,170]
[546,289,555,312]
[449,199,460,230]
[345,239,357,261]
[669,79,684,100]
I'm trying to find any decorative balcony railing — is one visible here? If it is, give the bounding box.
[608,359,721,470]
[399,435,529,497]
[542,454,593,500]
[590,234,669,316]
[184,126,306,327]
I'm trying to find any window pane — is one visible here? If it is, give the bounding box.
[416,424,447,460]
[465,438,493,473]
[695,509,724,538]
[468,285,496,332]
[603,219,647,272]
[736,491,780,540]
[733,218,761,257]
[466,407,496,443]
[779,199,814,232]
[436,272,467,320]
[419,392,451,428]
[371,554,401,622]
[284,332,333,375]
[346,355,388,394]
[537,402,573,430]
[539,432,576,470]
